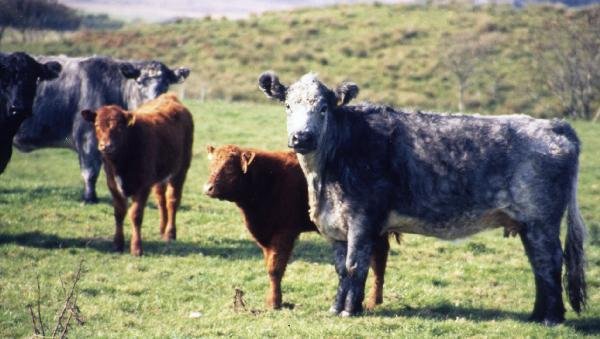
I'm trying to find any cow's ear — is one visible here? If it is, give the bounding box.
[335,82,359,106]
[258,71,287,102]
[206,145,215,160]
[81,109,97,122]
[120,63,141,79]
[170,67,190,84]
[125,113,136,127]
[39,61,61,80]
[240,151,256,174]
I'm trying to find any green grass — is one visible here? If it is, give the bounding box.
[0,100,599,337]
[4,3,599,118]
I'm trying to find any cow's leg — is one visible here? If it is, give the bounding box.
[366,234,390,310]
[154,183,167,236]
[164,173,186,241]
[341,223,375,316]
[330,240,349,315]
[107,175,127,252]
[329,224,375,317]
[75,128,102,204]
[128,189,150,256]
[519,220,565,325]
[264,237,295,309]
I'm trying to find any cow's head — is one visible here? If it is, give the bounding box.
[81,105,134,156]
[120,60,190,102]
[0,52,61,123]
[258,71,359,154]
[203,144,256,201]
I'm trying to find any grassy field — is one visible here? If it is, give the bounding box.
[0,100,598,337]
[5,3,599,118]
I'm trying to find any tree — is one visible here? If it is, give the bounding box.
[440,31,496,112]
[0,0,81,44]
[531,8,600,120]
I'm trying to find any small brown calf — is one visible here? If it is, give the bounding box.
[82,93,193,256]
[204,144,395,309]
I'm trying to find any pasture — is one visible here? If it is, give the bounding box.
[1,100,599,337]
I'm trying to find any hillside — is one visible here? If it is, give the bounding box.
[6,3,599,116]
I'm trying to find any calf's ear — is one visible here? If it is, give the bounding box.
[258,71,287,102]
[120,63,141,79]
[206,145,215,160]
[240,151,256,174]
[170,67,190,84]
[335,82,359,106]
[39,61,61,80]
[81,109,97,122]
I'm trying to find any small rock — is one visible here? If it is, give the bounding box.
[189,311,202,318]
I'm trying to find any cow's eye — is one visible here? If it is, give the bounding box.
[319,104,328,116]
[285,103,290,110]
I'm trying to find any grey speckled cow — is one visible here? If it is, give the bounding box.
[13,56,190,203]
[259,71,587,325]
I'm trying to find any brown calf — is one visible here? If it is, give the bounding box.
[82,93,193,256]
[204,145,394,309]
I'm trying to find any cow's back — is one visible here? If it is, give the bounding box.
[134,93,193,181]
[14,56,128,150]
[388,111,580,225]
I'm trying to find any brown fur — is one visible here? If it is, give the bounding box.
[204,144,394,309]
[82,93,193,256]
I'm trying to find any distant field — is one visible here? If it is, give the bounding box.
[0,100,598,337]
[7,3,599,118]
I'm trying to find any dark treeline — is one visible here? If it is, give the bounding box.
[0,0,122,45]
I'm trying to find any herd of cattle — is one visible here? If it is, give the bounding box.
[0,51,588,326]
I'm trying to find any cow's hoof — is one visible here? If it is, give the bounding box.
[340,310,358,317]
[113,242,124,253]
[130,248,143,256]
[82,194,99,204]
[328,306,341,315]
[162,233,176,242]
[528,313,564,326]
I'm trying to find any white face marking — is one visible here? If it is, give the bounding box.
[285,73,329,141]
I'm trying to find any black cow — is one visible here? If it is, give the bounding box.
[0,52,61,174]
[259,71,587,325]
[13,56,190,203]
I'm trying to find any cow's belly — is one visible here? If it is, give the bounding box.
[382,209,514,240]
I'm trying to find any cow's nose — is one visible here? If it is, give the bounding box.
[203,183,214,195]
[289,131,315,152]
[9,105,24,116]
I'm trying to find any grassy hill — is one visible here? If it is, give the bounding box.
[1,100,599,337]
[5,3,598,117]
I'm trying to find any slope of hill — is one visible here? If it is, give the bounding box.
[6,3,598,116]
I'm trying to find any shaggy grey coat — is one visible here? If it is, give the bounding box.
[259,71,587,325]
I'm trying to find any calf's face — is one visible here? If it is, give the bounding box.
[120,61,190,102]
[204,145,255,201]
[258,71,358,154]
[81,106,134,155]
[0,52,61,123]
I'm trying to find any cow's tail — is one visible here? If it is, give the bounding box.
[564,161,587,314]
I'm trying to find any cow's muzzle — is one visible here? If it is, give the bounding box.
[289,131,316,154]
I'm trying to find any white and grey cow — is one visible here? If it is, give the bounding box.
[13,55,190,203]
[259,71,587,325]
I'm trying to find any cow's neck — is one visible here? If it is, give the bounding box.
[296,152,322,224]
